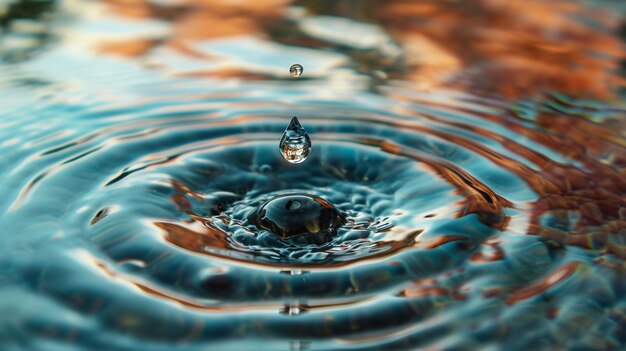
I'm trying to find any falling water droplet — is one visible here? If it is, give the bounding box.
[279,116,311,164]
[289,64,303,77]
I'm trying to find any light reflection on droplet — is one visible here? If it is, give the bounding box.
[280,269,308,275]
[280,304,307,316]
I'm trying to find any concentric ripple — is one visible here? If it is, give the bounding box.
[1,4,626,351]
[2,74,626,349]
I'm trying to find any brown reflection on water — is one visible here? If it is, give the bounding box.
[400,277,468,301]
[414,235,471,250]
[499,105,626,256]
[470,237,504,262]
[133,280,365,312]
[159,179,428,268]
[366,137,510,225]
[97,0,289,79]
[97,38,159,58]
[157,219,231,251]
[103,0,289,40]
[157,213,427,268]
[92,0,626,99]
[375,0,625,99]
[392,92,626,256]
[157,191,231,251]
[506,261,580,304]
[84,247,367,313]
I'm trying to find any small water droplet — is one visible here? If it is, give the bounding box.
[279,116,311,164]
[289,64,303,77]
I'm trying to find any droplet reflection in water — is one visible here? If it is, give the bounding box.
[253,194,345,242]
[279,116,312,163]
[289,63,303,77]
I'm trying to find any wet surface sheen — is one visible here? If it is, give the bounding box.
[0,1,625,351]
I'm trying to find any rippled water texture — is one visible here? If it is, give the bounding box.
[1,1,626,350]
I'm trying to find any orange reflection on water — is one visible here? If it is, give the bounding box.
[400,277,468,301]
[160,179,428,268]
[93,0,626,99]
[97,0,289,62]
[377,0,625,99]
[506,261,580,304]
[470,237,504,262]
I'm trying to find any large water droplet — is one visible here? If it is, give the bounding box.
[289,64,303,77]
[252,194,345,241]
[279,116,311,164]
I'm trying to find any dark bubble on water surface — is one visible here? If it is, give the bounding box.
[252,194,346,242]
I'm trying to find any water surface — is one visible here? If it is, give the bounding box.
[1,1,625,350]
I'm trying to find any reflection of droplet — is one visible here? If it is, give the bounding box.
[289,340,311,351]
[279,269,308,275]
[279,116,311,164]
[289,64,303,77]
[280,304,308,316]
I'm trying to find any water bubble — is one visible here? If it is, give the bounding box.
[289,64,303,77]
[279,116,311,164]
[252,194,345,240]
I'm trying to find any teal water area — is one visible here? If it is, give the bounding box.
[0,1,625,350]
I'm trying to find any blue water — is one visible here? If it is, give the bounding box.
[0,1,625,350]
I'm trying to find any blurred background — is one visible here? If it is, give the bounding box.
[2,0,626,98]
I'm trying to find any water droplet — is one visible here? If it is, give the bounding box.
[279,116,311,164]
[289,64,303,77]
[253,194,345,240]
